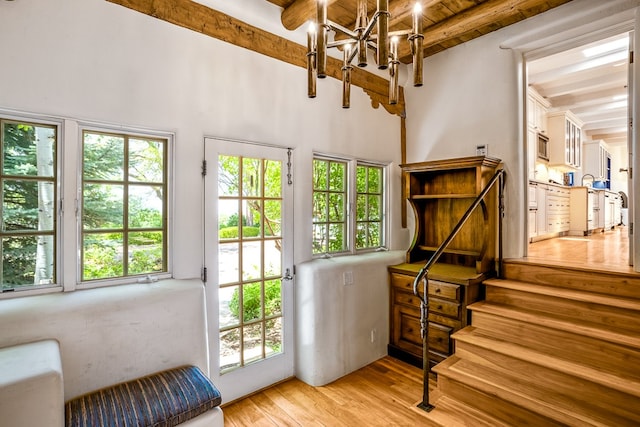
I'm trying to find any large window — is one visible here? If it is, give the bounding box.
[312,156,386,255]
[1,120,57,290]
[81,131,167,282]
[0,114,171,294]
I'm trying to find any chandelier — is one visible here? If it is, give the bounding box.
[307,0,424,108]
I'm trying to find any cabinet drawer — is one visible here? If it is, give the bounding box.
[428,280,460,301]
[428,322,452,354]
[390,273,416,292]
[394,290,420,307]
[392,305,422,357]
[428,298,460,319]
[391,304,452,358]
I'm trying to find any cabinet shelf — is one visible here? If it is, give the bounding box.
[390,156,501,371]
[411,194,477,200]
[401,155,500,271]
[417,246,481,257]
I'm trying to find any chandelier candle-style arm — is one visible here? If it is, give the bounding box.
[389,37,399,105]
[316,0,328,78]
[411,3,424,86]
[355,0,368,67]
[307,0,423,107]
[342,44,353,108]
[376,0,389,70]
[307,22,317,98]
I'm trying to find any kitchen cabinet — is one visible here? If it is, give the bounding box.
[583,140,611,187]
[527,89,551,179]
[547,110,583,169]
[389,156,500,369]
[546,185,571,234]
[570,188,621,235]
[528,182,539,238]
[604,191,621,230]
[569,187,599,236]
[529,181,570,242]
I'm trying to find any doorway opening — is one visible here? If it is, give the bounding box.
[525,32,633,273]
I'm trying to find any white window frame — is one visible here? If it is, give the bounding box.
[312,152,389,257]
[0,109,174,298]
[75,123,174,290]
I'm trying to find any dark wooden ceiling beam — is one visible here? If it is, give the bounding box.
[388,0,444,28]
[106,0,404,116]
[397,0,551,62]
[281,0,339,31]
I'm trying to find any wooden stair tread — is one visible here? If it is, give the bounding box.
[469,300,640,349]
[452,327,640,397]
[483,278,640,311]
[501,260,640,298]
[424,394,514,427]
[436,355,637,427]
[468,303,640,382]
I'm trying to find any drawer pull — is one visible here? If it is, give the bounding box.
[408,298,413,304]
[437,305,443,310]
[435,288,441,293]
[407,328,413,333]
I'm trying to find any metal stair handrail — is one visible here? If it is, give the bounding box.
[413,167,506,412]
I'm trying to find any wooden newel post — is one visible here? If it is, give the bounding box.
[418,277,435,412]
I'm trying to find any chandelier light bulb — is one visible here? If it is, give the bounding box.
[306,0,424,106]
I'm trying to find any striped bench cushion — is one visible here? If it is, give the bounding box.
[65,365,221,427]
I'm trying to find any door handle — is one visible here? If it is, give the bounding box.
[282,268,293,281]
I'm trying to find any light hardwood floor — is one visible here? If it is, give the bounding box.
[224,227,635,426]
[526,225,636,274]
[222,357,438,426]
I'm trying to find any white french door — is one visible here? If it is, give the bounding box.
[204,138,294,403]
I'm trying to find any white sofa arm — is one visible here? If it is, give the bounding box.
[0,340,64,427]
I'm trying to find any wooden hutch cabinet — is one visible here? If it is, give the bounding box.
[388,156,501,369]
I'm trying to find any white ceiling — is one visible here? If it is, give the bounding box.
[528,32,630,147]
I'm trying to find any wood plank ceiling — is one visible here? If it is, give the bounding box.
[108,0,575,116]
[266,0,574,63]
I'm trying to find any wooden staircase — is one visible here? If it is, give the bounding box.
[424,260,640,426]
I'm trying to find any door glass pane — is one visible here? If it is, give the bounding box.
[242,241,262,281]
[264,200,281,237]
[219,285,240,328]
[264,160,282,198]
[264,239,281,278]
[265,318,282,357]
[242,200,262,238]
[218,153,284,373]
[219,242,239,285]
[220,329,241,371]
[243,158,261,197]
[244,323,263,364]
[219,156,239,197]
[242,282,262,322]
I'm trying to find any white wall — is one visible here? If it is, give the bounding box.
[404,0,639,259]
[0,280,208,400]
[404,30,524,258]
[0,0,411,398]
[0,0,407,277]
